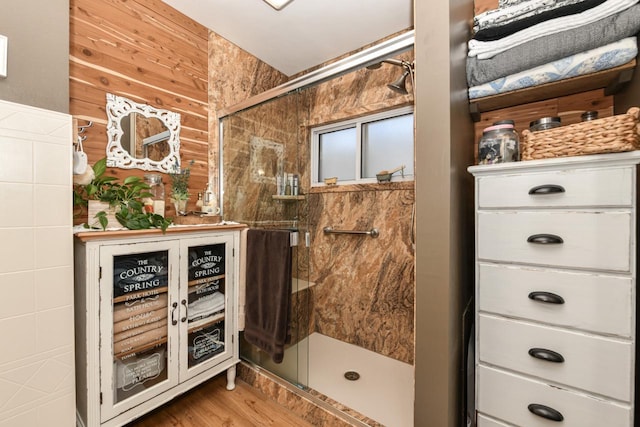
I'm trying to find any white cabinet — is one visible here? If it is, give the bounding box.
[469,152,640,427]
[74,225,244,427]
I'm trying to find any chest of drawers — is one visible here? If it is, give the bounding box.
[468,152,640,427]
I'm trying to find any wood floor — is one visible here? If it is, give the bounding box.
[126,374,314,427]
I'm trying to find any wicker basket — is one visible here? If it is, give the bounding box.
[521,107,640,160]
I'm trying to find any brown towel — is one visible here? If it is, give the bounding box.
[244,229,292,363]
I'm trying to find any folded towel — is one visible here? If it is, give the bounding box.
[188,291,225,322]
[473,0,607,41]
[475,0,558,30]
[244,228,292,364]
[113,307,167,334]
[468,0,639,58]
[114,318,166,343]
[113,293,168,323]
[113,324,167,357]
[188,277,224,304]
[466,4,640,86]
[468,37,638,99]
[474,0,588,31]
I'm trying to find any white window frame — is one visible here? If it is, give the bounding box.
[311,105,414,187]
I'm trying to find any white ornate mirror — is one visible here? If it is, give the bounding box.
[105,93,181,172]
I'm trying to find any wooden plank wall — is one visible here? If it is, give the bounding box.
[474,0,498,15]
[70,0,209,219]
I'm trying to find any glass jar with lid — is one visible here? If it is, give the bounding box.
[529,116,561,132]
[478,122,519,164]
[143,173,166,217]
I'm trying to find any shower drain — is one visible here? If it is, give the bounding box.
[344,371,360,381]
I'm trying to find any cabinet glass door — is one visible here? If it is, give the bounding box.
[100,241,180,422]
[180,234,235,379]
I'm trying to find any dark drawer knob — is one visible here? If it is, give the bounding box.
[528,184,565,195]
[528,291,565,304]
[528,347,565,363]
[528,403,564,422]
[527,234,563,244]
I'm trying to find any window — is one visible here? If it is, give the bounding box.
[312,106,414,186]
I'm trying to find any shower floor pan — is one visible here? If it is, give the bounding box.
[308,333,414,427]
[255,332,414,426]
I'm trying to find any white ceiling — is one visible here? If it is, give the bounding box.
[162,0,414,77]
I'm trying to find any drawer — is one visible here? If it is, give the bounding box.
[477,211,632,272]
[477,166,634,209]
[477,415,510,427]
[477,365,632,427]
[478,263,633,337]
[478,314,633,402]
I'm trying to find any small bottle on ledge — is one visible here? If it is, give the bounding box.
[284,174,292,195]
[196,192,204,211]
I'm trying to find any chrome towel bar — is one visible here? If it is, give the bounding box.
[323,226,379,238]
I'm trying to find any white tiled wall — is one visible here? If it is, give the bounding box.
[0,100,75,426]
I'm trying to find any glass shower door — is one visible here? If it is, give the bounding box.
[221,91,311,389]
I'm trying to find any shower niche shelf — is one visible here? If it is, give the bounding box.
[272,195,306,202]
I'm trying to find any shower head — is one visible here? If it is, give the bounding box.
[387,69,411,95]
[366,58,415,95]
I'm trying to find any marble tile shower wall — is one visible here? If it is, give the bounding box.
[308,185,415,365]
[0,100,75,426]
[305,53,415,365]
[224,50,415,364]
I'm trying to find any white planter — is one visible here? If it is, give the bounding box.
[87,200,119,229]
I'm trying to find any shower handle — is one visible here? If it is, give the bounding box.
[323,226,379,238]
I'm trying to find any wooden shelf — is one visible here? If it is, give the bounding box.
[469,60,637,121]
[272,195,305,202]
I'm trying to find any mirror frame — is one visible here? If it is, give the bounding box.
[105,93,181,173]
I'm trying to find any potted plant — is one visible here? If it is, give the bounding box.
[73,158,172,231]
[169,160,194,215]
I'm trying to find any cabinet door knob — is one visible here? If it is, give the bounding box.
[528,291,565,304]
[528,403,564,422]
[181,299,188,323]
[528,347,565,363]
[527,234,563,244]
[171,302,178,326]
[528,184,565,195]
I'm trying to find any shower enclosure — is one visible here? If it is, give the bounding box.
[219,32,416,427]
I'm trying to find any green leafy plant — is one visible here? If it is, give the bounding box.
[114,205,171,232]
[73,158,118,210]
[169,159,194,202]
[73,158,172,232]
